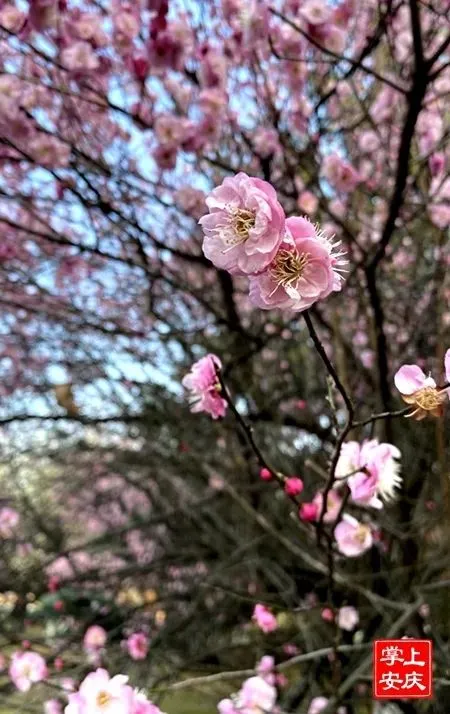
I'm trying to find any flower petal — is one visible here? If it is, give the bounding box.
[445,348,450,384]
[394,364,428,395]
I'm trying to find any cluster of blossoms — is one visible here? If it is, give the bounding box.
[325,439,401,557]
[288,439,401,558]
[217,655,347,714]
[199,173,347,312]
[394,349,450,420]
[65,669,163,714]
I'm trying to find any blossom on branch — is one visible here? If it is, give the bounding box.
[312,488,342,522]
[336,440,402,508]
[394,349,450,419]
[83,626,107,654]
[199,173,285,275]
[337,606,359,631]
[182,354,227,419]
[9,651,48,692]
[64,669,163,714]
[249,216,346,312]
[218,675,277,714]
[334,515,373,557]
[252,603,278,633]
[126,632,149,661]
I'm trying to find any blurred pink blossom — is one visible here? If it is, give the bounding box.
[335,515,373,557]
[126,632,149,661]
[9,651,48,692]
[337,606,359,631]
[182,354,227,419]
[83,626,107,653]
[252,604,278,633]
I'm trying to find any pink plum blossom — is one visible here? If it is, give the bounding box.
[238,676,277,713]
[45,701,63,714]
[0,5,26,32]
[300,0,333,25]
[394,349,450,419]
[321,24,346,54]
[218,699,239,714]
[297,190,319,215]
[429,176,450,228]
[132,692,163,714]
[312,489,342,523]
[0,507,19,537]
[182,354,227,419]
[252,603,278,633]
[252,128,281,158]
[248,216,346,312]
[217,675,276,714]
[308,697,346,714]
[322,153,361,193]
[174,186,206,220]
[337,606,359,631]
[61,42,100,72]
[126,632,149,661]
[66,669,134,714]
[256,655,275,676]
[336,440,402,508]
[9,651,48,692]
[83,625,107,653]
[334,515,373,557]
[199,173,285,275]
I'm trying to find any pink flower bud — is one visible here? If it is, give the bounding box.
[259,467,273,481]
[322,607,334,623]
[48,576,59,593]
[299,502,318,522]
[284,477,304,496]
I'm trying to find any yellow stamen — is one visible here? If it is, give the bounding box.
[402,386,446,419]
[96,692,112,707]
[231,208,255,242]
[413,386,446,411]
[356,525,369,543]
[270,249,309,290]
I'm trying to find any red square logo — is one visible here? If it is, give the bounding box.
[373,639,433,699]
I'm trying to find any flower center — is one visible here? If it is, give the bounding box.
[96,691,112,707]
[413,386,446,411]
[270,248,309,290]
[356,525,369,543]
[230,208,256,243]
